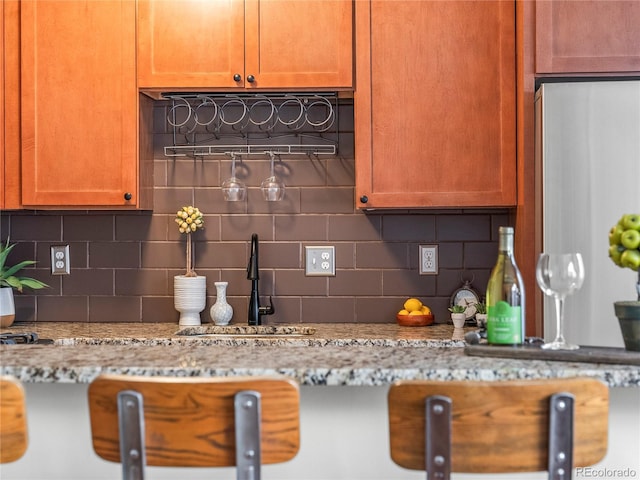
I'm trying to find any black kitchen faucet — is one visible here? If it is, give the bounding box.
[247,233,274,325]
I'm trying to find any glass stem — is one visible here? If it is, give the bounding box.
[636,270,640,302]
[553,295,566,343]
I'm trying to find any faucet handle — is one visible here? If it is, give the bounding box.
[259,296,275,316]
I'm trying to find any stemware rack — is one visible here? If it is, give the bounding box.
[162,92,339,158]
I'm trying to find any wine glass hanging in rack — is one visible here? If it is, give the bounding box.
[163,92,339,158]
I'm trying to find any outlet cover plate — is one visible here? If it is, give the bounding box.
[419,245,438,275]
[305,246,336,276]
[51,245,70,275]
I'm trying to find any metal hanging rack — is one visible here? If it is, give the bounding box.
[162,92,339,158]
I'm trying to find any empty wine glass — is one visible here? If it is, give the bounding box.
[221,153,246,202]
[261,152,285,201]
[536,253,585,350]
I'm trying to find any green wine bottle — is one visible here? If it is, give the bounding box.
[486,226,525,345]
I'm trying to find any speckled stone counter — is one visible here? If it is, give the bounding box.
[1,323,639,387]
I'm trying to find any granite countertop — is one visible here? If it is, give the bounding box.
[1,323,639,387]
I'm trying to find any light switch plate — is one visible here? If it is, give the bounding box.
[305,246,335,276]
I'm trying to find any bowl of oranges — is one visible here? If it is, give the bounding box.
[396,298,434,327]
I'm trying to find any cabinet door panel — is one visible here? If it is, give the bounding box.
[355,0,516,208]
[244,0,353,88]
[138,0,245,88]
[536,0,640,74]
[20,0,138,207]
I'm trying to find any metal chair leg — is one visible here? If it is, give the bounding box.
[117,390,146,480]
[548,393,575,480]
[235,390,262,480]
[426,395,452,480]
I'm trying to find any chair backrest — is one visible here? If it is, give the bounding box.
[88,374,300,479]
[0,376,28,463]
[388,377,608,479]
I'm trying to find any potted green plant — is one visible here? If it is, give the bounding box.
[0,240,49,327]
[474,301,487,328]
[608,213,640,351]
[448,304,466,328]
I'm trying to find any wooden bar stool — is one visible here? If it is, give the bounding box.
[0,376,28,463]
[388,377,609,480]
[88,374,300,480]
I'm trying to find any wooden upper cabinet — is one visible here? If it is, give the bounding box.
[138,0,353,92]
[354,1,516,209]
[536,0,640,74]
[20,0,148,208]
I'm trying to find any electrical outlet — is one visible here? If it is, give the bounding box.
[419,245,438,275]
[305,246,336,276]
[50,245,70,275]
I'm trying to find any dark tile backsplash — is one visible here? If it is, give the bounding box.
[1,101,512,324]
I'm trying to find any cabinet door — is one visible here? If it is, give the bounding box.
[138,0,352,91]
[355,1,516,209]
[20,0,139,207]
[244,0,353,88]
[536,0,640,74]
[138,0,246,89]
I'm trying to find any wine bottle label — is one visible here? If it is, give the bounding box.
[487,301,522,344]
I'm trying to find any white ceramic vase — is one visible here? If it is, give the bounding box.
[174,275,206,326]
[0,287,16,328]
[210,281,233,325]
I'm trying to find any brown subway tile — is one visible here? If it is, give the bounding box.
[382,270,436,297]
[36,296,88,322]
[197,241,247,269]
[152,187,194,214]
[196,187,248,216]
[11,215,62,241]
[436,214,491,241]
[275,270,328,296]
[142,242,185,269]
[436,242,464,269]
[329,214,381,241]
[326,157,355,186]
[260,242,300,269]
[13,295,36,323]
[247,188,301,215]
[275,215,327,241]
[168,158,217,187]
[89,296,141,322]
[356,242,409,269]
[35,242,88,269]
[329,270,382,296]
[300,187,354,214]
[142,296,179,323]
[465,242,499,269]
[215,269,252,296]
[221,216,273,241]
[268,297,301,324]
[64,215,114,241]
[284,158,327,187]
[355,297,399,323]
[116,213,167,241]
[383,215,436,242]
[302,297,355,323]
[90,242,140,268]
[63,269,113,296]
[154,159,168,186]
[116,269,168,296]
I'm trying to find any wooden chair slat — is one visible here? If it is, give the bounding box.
[388,377,608,473]
[88,374,300,468]
[0,376,28,463]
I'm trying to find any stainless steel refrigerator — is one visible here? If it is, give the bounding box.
[536,80,640,347]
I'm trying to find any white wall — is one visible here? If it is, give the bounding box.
[1,384,638,480]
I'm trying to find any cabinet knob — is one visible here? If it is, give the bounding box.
[124,192,132,201]
[359,195,368,204]
[233,73,242,82]
[246,75,256,83]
